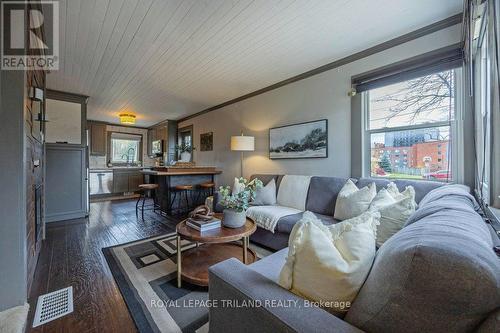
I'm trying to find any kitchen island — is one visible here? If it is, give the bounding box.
[142,167,222,216]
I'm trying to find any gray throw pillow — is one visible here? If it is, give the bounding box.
[252,178,277,205]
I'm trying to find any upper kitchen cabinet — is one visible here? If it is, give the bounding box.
[89,121,107,156]
[147,128,154,156]
[147,124,168,157]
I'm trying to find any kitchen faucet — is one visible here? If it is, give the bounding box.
[121,147,136,166]
[127,148,135,165]
[121,154,128,164]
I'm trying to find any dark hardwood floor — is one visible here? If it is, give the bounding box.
[27,199,179,333]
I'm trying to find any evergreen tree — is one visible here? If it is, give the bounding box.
[379,154,392,173]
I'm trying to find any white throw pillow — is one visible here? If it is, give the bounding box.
[232,177,245,195]
[279,211,380,314]
[386,182,414,201]
[276,175,311,211]
[369,182,416,247]
[334,180,376,220]
[369,188,396,211]
[252,178,277,206]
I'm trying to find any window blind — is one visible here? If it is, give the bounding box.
[352,43,464,92]
[110,132,142,141]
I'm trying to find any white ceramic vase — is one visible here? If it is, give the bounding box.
[223,209,246,228]
[180,152,191,162]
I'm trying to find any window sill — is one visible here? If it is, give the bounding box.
[109,164,143,168]
[485,206,500,240]
[489,206,500,223]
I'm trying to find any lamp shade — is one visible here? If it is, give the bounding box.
[231,135,254,151]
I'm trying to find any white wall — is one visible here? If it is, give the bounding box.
[179,25,461,187]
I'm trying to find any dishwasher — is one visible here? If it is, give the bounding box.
[89,170,113,195]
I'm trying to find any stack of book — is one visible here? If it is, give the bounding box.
[186,217,221,232]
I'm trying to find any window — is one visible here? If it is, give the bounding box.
[45,99,82,144]
[110,132,142,164]
[364,69,459,182]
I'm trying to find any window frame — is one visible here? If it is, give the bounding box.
[361,68,464,182]
[107,131,144,166]
[473,23,492,204]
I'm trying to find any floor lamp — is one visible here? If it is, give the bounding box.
[230,134,255,177]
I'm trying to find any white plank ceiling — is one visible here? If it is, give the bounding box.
[47,0,462,126]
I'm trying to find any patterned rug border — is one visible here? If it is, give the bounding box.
[103,232,272,333]
[102,232,178,333]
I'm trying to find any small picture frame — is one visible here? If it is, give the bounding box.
[200,132,213,151]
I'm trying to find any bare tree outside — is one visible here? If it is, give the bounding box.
[370,70,454,129]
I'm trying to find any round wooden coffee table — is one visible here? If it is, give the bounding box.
[175,214,257,288]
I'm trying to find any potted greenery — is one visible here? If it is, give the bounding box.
[176,143,196,162]
[218,177,263,228]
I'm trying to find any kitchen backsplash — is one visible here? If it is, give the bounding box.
[89,125,155,169]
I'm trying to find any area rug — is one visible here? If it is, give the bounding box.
[103,232,272,333]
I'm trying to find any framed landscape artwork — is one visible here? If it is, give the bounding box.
[269,119,328,159]
[200,132,213,151]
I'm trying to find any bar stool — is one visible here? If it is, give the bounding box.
[136,183,160,220]
[197,182,215,206]
[170,184,194,216]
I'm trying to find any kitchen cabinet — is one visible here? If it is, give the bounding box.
[112,172,129,193]
[89,122,106,156]
[112,169,143,193]
[147,125,170,157]
[167,121,177,163]
[157,127,167,143]
[128,173,143,192]
[147,128,154,156]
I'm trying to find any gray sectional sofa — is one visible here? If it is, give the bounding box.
[216,174,445,251]
[209,175,500,332]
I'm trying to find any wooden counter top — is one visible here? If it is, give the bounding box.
[141,169,222,176]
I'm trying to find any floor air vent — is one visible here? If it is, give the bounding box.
[33,286,74,327]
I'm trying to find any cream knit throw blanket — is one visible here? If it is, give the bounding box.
[246,205,302,233]
[246,175,311,232]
